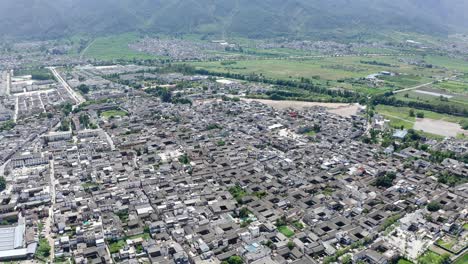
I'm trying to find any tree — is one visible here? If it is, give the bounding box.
[160,89,172,103]
[0,177,6,191]
[61,103,73,116]
[427,201,441,212]
[409,109,415,117]
[341,255,352,264]
[226,256,243,264]
[238,207,251,219]
[77,84,90,94]
[375,172,397,188]
[416,112,425,118]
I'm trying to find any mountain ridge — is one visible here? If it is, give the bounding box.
[0,0,466,40]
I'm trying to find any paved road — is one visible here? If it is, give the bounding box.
[393,76,457,94]
[48,67,85,105]
[13,96,19,122]
[44,159,56,261]
[6,70,11,95]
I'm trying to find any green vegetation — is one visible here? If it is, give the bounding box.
[100,109,128,118]
[417,251,450,264]
[58,119,71,131]
[437,171,467,187]
[83,33,157,61]
[277,226,294,238]
[453,253,468,264]
[0,176,6,192]
[61,102,73,116]
[436,237,456,251]
[206,123,222,130]
[36,238,51,260]
[375,172,397,188]
[178,154,190,165]
[375,105,468,131]
[253,191,267,199]
[16,68,53,80]
[108,239,126,254]
[380,214,401,231]
[77,84,90,94]
[292,221,304,230]
[79,114,97,129]
[192,56,418,81]
[229,185,247,203]
[116,210,129,223]
[0,120,15,132]
[221,256,244,264]
[427,201,442,212]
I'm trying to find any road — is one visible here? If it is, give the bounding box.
[48,67,85,105]
[6,70,11,95]
[13,96,19,122]
[393,76,457,94]
[79,39,95,60]
[13,89,55,97]
[102,129,116,151]
[44,159,56,261]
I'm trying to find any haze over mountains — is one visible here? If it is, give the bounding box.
[1,0,467,40]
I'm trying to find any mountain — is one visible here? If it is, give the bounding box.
[0,0,466,40]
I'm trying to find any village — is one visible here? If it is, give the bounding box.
[0,63,466,264]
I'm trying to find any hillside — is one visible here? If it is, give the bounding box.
[0,0,466,40]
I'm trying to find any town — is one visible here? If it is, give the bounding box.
[0,60,466,264]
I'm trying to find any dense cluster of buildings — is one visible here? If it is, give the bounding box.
[0,64,466,264]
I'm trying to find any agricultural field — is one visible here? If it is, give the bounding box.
[83,33,158,61]
[395,86,468,114]
[375,105,468,137]
[433,79,468,95]
[192,55,444,81]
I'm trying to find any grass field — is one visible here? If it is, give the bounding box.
[100,110,128,118]
[83,33,157,61]
[277,226,294,238]
[425,55,468,72]
[436,237,456,251]
[434,80,468,95]
[453,253,468,264]
[375,105,468,136]
[417,251,447,264]
[395,88,468,113]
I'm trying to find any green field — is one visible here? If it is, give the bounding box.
[277,226,294,238]
[375,105,467,132]
[417,251,448,264]
[100,110,128,118]
[425,55,468,72]
[434,80,468,95]
[436,237,456,251]
[453,253,468,264]
[395,88,468,113]
[83,33,157,61]
[193,55,455,81]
